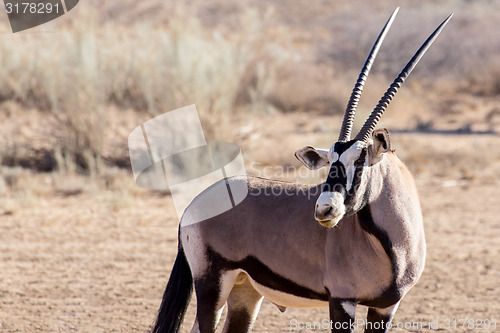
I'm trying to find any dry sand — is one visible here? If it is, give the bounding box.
[0,141,498,332]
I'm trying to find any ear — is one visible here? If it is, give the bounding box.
[369,128,391,165]
[294,146,330,170]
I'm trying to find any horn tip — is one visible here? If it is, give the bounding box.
[434,13,453,36]
[389,7,400,22]
[442,13,454,26]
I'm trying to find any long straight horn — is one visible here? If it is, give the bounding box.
[338,8,399,142]
[355,13,453,143]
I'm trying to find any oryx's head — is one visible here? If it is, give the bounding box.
[295,8,452,228]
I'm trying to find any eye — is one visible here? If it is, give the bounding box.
[355,159,364,164]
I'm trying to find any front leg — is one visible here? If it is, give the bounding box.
[364,302,399,333]
[329,298,356,333]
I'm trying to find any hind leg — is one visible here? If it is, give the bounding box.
[364,302,399,333]
[222,275,263,333]
[190,310,223,333]
[190,271,240,333]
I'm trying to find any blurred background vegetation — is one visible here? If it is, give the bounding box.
[1,2,498,330]
[0,0,499,211]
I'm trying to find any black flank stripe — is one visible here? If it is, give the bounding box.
[206,246,329,301]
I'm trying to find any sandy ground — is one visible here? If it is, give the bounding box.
[0,0,499,331]
[0,139,499,333]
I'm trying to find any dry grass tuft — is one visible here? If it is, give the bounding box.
[54,174,96,196]
[0,6,293,169]
[393,134,500,185]
[0,167,43,213]
[1,1,499,177]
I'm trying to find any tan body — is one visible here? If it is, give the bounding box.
[180,151,424,333]
[183,182,393,306]
[151,9,450,333]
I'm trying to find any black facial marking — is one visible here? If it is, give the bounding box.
[322,141,356,195]
[205,246,329,302]
[323,161,347,195]
[346,149,367,197]
[343,148,368,216]
[323,140,368,215]
[334,141,358,155]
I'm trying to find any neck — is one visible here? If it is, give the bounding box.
[363,153,426,294]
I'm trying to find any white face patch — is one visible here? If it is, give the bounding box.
[338,141,367,191]
[315,141,368,227]
[328,149,339,163]
[315,191,346,227]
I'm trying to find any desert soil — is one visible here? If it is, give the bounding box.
[1,0,499,331]
[0,133,499,333]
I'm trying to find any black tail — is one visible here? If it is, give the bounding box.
[152,247,193,333]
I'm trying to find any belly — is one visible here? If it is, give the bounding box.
[248,277,328,308]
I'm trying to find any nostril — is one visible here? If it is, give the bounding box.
[316,205,333,219]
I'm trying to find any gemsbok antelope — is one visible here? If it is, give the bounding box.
[152,8,452,333]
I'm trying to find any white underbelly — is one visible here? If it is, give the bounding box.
[248,277,328,308]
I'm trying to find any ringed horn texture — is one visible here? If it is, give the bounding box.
[355,13,454,142]
[338,7,399,142]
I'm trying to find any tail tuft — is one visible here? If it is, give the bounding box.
[152,248,193,333]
